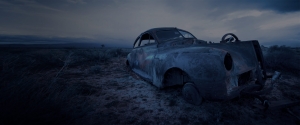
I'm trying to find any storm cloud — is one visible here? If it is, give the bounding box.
[252,0,300,13]
[0,0,299,47]
[206,0,300,13]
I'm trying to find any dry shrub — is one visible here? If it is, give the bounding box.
[0,49,69,73]
[27,50,68,69]
[0,49,90,124]
[89,65,102,74]
[106,48,122,57]
[0,48,128,124]
[70,49,105,66]
[264,45,300,74]
[0,73,78,124]
[70,48,124,67]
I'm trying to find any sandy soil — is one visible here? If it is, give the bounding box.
[58,57,300,125]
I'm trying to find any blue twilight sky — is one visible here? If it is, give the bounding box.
[0,0,299,47]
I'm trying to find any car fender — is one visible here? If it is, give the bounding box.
[152,48,228,89]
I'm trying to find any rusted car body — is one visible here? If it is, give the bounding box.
[126,27,272,105]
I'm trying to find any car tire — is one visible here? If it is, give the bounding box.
[182,83,202,105]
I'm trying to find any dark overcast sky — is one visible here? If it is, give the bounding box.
[0,0,299,47]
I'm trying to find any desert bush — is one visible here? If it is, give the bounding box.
[89,65,102,74]
[0,54,20,73]
[264,45,300,74]
[26,50,68,69]
[0,73,91,125]
[106,48,122,57]
[99,50,114,62]
[70,48,124,66]
[277,80,300,101]
[0,49,89,124]
[70,49,106,66]
[0,73,74,124]
[70,50,92,66]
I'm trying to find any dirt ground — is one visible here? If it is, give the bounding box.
[59,57,300,125]
[1,48,299,125]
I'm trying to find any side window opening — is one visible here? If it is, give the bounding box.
[134,37,141,48]
[156,30,183,41]
[139,33,156,47]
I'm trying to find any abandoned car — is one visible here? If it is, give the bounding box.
[126,27,280,105]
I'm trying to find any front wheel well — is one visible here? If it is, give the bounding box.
[163,68,191,87]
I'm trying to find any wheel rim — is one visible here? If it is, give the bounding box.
[182,83,202,105]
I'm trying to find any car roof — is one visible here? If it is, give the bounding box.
[140,27,199,42]
[144,27,178,33]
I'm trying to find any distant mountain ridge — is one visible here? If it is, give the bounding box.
[0,34,106,48]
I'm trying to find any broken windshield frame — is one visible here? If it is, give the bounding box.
[178,30,196,39]
[156,29,196,42]
[156,29,184,42]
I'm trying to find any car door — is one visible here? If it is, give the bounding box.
[130,36,141,69]
[135,32,158,79]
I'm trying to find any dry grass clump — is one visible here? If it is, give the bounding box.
[89,65,102,74]
[264,45,300,74]
[0,75,76,124]
[0,48,126,124]
[69,48,123,67]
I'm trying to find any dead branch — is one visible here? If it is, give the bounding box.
[54,52,73,79]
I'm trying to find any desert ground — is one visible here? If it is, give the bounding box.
[0,46,299,125]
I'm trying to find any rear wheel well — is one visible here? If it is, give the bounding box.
[163,68,191,87]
